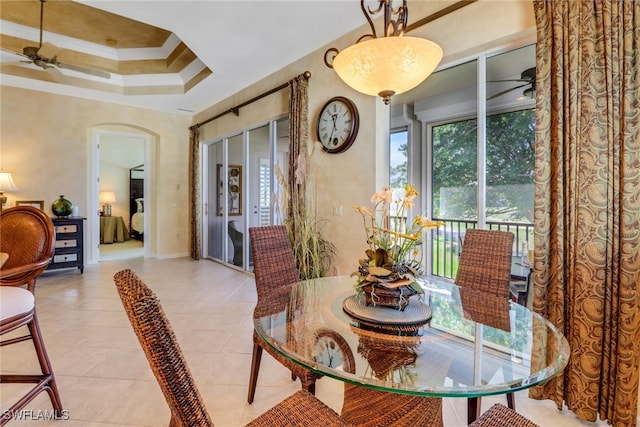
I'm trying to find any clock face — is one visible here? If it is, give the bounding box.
[316,96,359,154]
[312,329,355,373]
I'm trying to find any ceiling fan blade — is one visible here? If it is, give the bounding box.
[38,42,63,60]
[0,60,30,68]
[45,66,67,83]
[487,83,529,100]
[56,62,111,79]
[0,47,30,60]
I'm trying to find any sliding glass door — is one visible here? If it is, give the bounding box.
[205,133,244,267]
[391,44,535,278]
[427,45,535,278]
[203,117,289,271]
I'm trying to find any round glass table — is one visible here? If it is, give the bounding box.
[253,275,569,423]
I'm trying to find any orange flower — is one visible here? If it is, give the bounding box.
[416,215,444,229]
[371,186,392,205]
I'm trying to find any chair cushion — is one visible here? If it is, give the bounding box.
[0,287,35,321]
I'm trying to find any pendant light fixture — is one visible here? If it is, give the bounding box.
[325,0,443,105]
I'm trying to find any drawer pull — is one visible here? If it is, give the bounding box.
[53,254,78,263]
[55,240,77,248]
[55,225,77,233]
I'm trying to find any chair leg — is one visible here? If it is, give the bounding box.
[301,377,316,396]
[507,392,515,410]
[28,312,63,414]
[247,342,263,404]
[0,314,63,426]
[468,397,481,424]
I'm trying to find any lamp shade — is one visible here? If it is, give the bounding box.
[0,172,18,192]
[332,36,443,103]
[99,191,116,204]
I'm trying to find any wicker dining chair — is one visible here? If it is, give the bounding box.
[456,228,516,416]
[247,225,322,404]
[341,384,444,427]
[455,228,515,299]
[339,328,448,427]
[0,206,63,426]
[469,403,539,427]
[113,269,350,427]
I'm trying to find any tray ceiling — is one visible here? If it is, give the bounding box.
[0,0,365,115]
[0,0,211,100]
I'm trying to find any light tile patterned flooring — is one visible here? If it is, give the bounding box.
[1,257,615,426]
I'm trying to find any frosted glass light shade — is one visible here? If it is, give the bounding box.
[332,36,443,103]
[0,172,18,192]
[99,191,116,204]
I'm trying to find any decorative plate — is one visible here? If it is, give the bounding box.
[342,295,432,326]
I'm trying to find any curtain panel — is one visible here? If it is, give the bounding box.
[189,125,201,260]
[287,75,309,228]
[531,1,640,426]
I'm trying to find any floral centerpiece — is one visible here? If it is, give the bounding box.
[351,185,443,311]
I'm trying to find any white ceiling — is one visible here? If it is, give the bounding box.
[0,1,365,116]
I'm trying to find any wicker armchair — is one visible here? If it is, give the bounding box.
[456,228,516,419]
[469,403,539,427]
[247,225,322,404]
[0,206,62,425]
[113,269,350,427]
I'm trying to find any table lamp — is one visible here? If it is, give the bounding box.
[0,172,18,211]
[99,191,116,216]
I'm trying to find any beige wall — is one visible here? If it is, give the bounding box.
[0,86,191,260]
[193,0,536,275]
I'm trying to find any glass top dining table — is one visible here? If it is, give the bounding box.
[253,275,569,417]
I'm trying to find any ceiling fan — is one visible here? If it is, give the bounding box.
[488,67,536,100]
[0,0,110,79]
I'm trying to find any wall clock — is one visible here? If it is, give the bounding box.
[316,96,359,154]
[313,328,355,373]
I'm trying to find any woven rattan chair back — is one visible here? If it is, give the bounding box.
[249,225,300,301]
[0,206,55,292]
[114,269,213,427]
[455,229,514,299]
[469,403,539,426]
[340,330,447,427]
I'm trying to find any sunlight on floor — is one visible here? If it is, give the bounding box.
[99,239,144,261]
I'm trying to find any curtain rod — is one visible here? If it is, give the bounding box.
[405,0,478,33]
[191,70,311,130]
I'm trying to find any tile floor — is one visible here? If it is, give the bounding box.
[1,257,616,426]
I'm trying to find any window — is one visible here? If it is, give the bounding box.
[258,158,270,226]
[390,129,409,189]
[389,128,409,232]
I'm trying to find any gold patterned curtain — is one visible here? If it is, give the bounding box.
[531,1,640,426]
[287,74,309,227]
[189,125,201,260]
